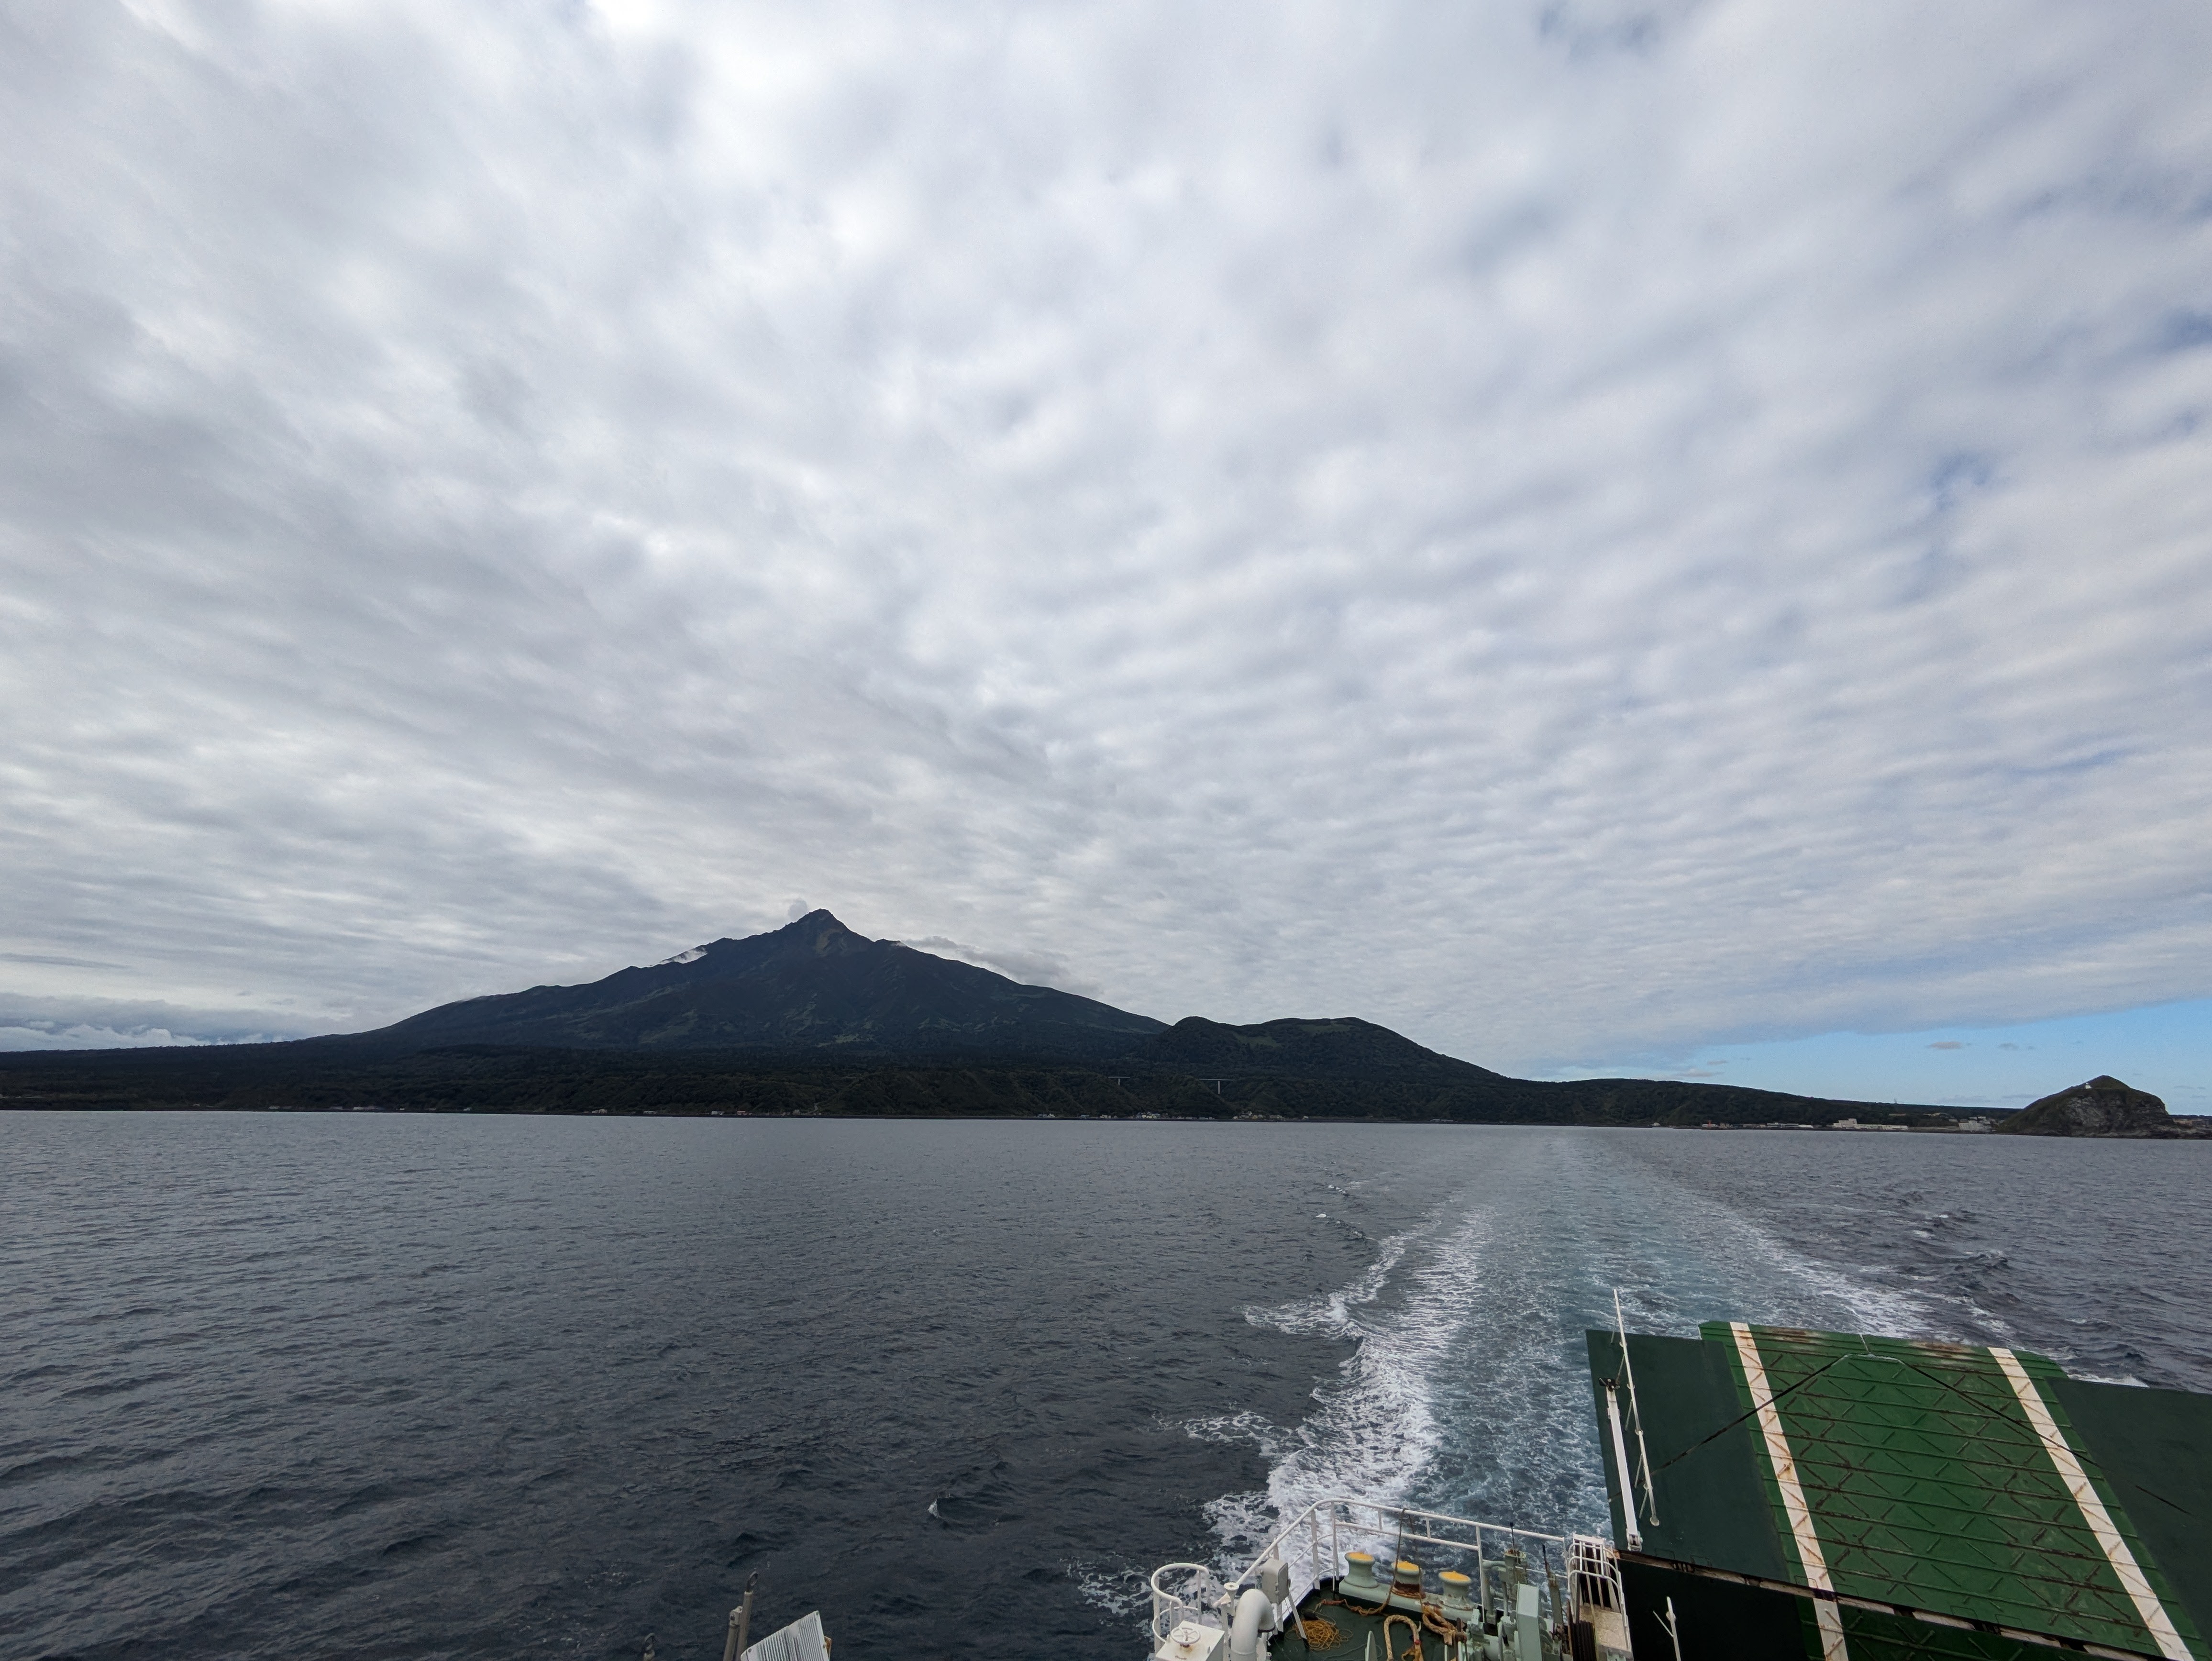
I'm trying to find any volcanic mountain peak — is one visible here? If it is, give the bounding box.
[11,904,2019,1130]
[362,910,1164,1059]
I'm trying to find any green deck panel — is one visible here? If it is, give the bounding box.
[1585,1329,1795,1582]
[1617,1558,2125,1661]
[1586,1324,2212,1660]
[2054,1377,2212,1650]
[1702,1323,2206,1660]
[1834,1601,2144,1661]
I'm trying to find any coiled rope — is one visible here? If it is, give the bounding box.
[1314,1594,1469,1661]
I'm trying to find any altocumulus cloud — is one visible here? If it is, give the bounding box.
[2,0,2209,1071]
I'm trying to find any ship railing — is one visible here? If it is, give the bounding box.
[1149,1561,1230,1650]
[1228,1496,1612,1634]
[1567,1532,1625,1615]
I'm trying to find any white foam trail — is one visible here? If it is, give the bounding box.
[1240,1222,1464,1516]
[1178,1409,1284,1457]
[1190,1129,2013,1597]
[1199,1130,1981,1579]
[1252,1230,1412,1340]
[1591,1171,1942,1345]
[1186,1209,1503,1581]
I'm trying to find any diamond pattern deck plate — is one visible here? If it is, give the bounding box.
[1701,1324,2206,1659]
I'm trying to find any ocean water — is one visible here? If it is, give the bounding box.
[4,1114,2209,1661]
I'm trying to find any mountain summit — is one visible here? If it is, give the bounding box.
[364,909,1167,1060]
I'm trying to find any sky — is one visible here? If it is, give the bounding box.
[3,0,2209,1108]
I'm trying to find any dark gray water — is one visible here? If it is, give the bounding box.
[5,1114,2208,1661]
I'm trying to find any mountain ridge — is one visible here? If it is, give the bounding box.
[359,911,1538,1084]
[0,909,2011,1127]
[1134,1015,1511,1082]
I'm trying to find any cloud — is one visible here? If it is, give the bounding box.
[0,994,317,1052]
[0,952,130,971]
[1926,1041,1967,1050]
[0,1024,209,1052]
[898,936,1102,1000]
[2,1,2210,1070]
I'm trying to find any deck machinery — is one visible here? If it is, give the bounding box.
[1138,1322,2212,1661]
[1148,1497,1630,1661]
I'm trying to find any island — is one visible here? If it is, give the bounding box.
[1,910,2179,1133]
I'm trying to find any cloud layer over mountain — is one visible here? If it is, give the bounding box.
[5,0,2209,1072]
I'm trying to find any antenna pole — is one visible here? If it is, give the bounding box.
[723,1574,757,1661]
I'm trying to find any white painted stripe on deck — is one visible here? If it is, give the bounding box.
[1991,1347,2193,1661]
[1731,1322,1848,1661]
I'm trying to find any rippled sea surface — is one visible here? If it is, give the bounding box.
[6,1114,2209,1661]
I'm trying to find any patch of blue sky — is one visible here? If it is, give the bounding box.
[1545,999,2212,1114]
